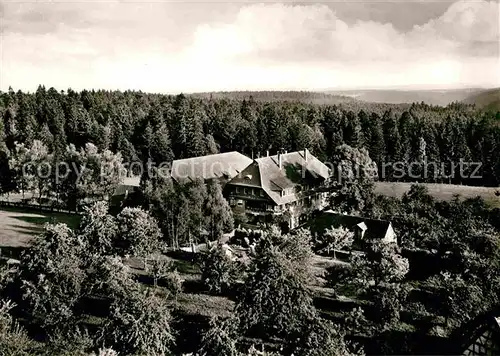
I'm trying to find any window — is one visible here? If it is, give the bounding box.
[259,190,264,197]
[235,186,240,193]
[244,187,247,194]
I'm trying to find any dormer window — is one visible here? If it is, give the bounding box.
[245,174,252,180]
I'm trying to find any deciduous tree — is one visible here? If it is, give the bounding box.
[116,207,163,269]
[19,223,85,330]
[329,144,378,214]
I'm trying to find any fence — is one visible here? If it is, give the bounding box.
[0,200,80,215]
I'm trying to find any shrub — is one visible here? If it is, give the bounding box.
[164,270,183,298]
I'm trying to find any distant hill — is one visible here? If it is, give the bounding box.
[461,88,500,112]
[188,88,499,111]
[323,88,484,106]
[188,91,357,105]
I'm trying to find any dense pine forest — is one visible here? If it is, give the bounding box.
[0,86,500,356]
[1,86,500,191]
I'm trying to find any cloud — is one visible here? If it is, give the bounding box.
[0,0,498,92]
[175,0,499,90]
[186,1,499,64]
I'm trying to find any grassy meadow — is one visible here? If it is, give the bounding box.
[375,182,500,208]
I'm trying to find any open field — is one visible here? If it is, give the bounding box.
[0,207,80,257]
[375,182,500,208]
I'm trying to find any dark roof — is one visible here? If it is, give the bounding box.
[113,185,139,196]
[229,149,329,205]
[450,308,500,355]
[113,176,141,196]
[307,210,393,241]
[171,152,253,184]
[226,161,262,188]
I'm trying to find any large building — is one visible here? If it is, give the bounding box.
[224,149,331,229]
[170,151,253,185]
[113,149,331,230]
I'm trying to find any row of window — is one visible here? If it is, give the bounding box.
[280,188,294,197]
[235,186,265,197]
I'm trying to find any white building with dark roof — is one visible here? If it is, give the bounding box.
[224,149,331,229]
[112,149,331,230]
[306,209,397,250]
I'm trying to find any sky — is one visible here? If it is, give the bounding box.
[0,0,499,93]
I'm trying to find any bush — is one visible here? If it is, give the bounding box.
[0,299,37,356]
[164,270,183,297]
[233,228,264,247]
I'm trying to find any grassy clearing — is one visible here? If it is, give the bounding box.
[375,182,500,208]
[175,292,234,318]
[0,207,81,252]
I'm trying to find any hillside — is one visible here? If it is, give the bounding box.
[461,88,500,112]
[188,90,357,105]
[324,88,483,106]
[188,88,496,109]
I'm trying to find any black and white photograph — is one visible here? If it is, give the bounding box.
[0,0,499,355]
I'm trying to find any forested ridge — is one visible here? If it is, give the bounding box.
[1,86,500,189]
[1,86,500,355]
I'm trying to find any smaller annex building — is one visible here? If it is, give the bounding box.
[451,309,500,355]
[306,209,397,251]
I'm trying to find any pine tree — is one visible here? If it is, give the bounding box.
[205,180,234,240]
[342,111,362,148]
[205,134,219,155]
[172,94,189,158]
[382,110,402,180]
[185,103,206,158]
[151,122,174,164]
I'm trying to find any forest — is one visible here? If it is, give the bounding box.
[0,86,500,355]
[1,86,500,195]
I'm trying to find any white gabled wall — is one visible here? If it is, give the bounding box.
[384,223,397,244]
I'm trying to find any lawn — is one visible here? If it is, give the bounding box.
[375,182,500,208]
[0,207,81,258]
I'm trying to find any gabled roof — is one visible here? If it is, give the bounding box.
[251,149,330,205]
[307,210,393,241]
[171,152,253,184]
[121,176,141,187]
[113,176,141,196]
[226,162,262,188]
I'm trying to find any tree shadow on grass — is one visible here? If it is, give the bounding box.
[8,213,81,230]
[10,215,52,226]
[9,224,44,235]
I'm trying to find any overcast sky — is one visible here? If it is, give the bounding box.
[1,0,499,93]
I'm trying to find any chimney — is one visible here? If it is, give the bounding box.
[304,148,308,162]
[266,150,269,157]
[278,152,283,169]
